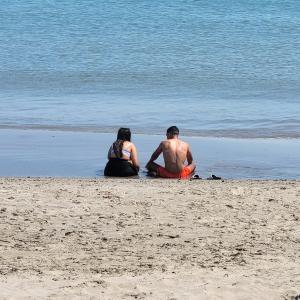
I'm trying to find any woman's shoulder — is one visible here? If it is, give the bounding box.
[123,141,133,148]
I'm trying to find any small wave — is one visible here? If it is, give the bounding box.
[1,123,300,139]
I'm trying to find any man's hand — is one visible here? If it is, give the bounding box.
[146,142,163,168]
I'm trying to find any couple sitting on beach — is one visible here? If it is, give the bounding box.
[104,126,196,179]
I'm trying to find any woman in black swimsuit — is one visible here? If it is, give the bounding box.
[104,128,140,177]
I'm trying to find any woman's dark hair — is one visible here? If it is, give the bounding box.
[113,128,131,158]
[117,127,131,141]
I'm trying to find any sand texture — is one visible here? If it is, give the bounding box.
[0,178,299,299]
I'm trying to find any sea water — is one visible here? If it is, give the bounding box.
[0,0,300,137]
[1,129,300,178]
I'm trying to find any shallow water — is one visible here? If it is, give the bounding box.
[1,129,299,179]
[1,0,300,137]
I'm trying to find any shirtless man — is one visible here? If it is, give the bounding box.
[146,126,196,179]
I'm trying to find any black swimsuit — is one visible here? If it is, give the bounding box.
[104,158,138,177]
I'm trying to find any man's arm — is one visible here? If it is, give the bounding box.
[186,145,194,165]
[146,142,163,168]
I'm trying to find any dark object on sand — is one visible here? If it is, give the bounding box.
[190,174,202,180]
[207,174,222,180]
[191,174,223,180]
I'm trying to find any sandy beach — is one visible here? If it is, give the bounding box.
[0,178,299,299]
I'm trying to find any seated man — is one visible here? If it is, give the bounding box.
[146,126,196,179]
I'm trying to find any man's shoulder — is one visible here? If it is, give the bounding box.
[161,139,189,148]
[160,140,168,148]
[178,139,190,148]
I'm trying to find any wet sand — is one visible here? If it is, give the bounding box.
[0,178,299,299]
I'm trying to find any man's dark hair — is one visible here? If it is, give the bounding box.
[167,126,179,136]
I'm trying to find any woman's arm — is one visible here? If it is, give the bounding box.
[107,146,112,160]
[130,143,140,171]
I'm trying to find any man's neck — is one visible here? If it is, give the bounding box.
[167,135,178,140]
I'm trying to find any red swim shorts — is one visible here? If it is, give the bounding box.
[157,166,193,179]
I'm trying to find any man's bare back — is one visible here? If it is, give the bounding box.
[161,139,190,173]
[146,126,196,178]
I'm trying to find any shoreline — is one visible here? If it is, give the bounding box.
[1,124,300,139]
[1,176,300,182]
[0,178,299,299]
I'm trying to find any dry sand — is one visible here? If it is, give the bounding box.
[0,178,299,299]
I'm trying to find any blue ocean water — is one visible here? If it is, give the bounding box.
[0,0,300,137]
